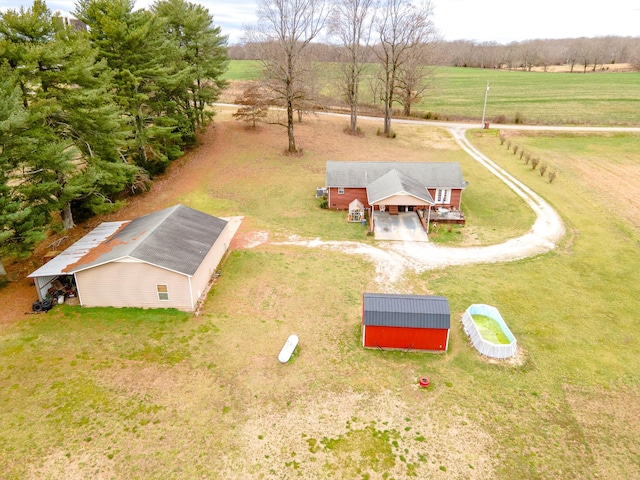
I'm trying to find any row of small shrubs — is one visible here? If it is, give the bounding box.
[499,133,557,183]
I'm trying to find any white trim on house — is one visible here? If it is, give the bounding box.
[156,284,169,301]
[75,256,205,278]
[370,192,434,206]
[188,276,194,311]
[74,273,83,306]
[435,189,451,204]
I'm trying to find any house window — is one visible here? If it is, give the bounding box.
[338,187,345,195]
[435,189,451,204]
[157,284,169,301]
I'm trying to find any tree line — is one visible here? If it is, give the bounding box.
[231,35,640,73]
[233,0,639,155]
[0,0,228,260]
[435,36,640,72]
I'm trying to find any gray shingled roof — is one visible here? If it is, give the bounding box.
[366,169,435,205]
[326,161,466,189]
[363,293,451,329]
[71,205,228,276]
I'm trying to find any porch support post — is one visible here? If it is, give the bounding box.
[369,205,374,233]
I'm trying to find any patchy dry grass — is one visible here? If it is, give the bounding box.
[1,114,639,478]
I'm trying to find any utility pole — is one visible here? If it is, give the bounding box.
[481,81,490,128]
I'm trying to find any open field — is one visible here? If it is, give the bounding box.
[223,61,640,126]
[1,111,639,478]
[420,67,640,125]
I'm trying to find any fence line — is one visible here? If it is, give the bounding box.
[462,304,517,359]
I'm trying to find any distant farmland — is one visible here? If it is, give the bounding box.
[223,61,640,126]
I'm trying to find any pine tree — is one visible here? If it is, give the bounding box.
[76,0,186,174]
[1,0,138,231]
[0,66,48,258]
[153,0,229,142]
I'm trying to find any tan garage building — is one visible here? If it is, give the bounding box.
[29,205,238,312]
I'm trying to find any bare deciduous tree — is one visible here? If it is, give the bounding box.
[395,42,436,116]
[373,0,436,137]
[245,0,331,152]
[233,84,270,127]
[539,163,548,176]
[232,35,640,72]
[329,0,375,134]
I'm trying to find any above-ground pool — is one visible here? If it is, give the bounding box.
[462,304,517,359]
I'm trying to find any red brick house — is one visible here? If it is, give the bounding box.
[325,161,466,214]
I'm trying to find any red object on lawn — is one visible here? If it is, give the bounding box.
[419,377,430,388]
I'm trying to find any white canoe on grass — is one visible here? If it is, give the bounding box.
[278,334,299,363]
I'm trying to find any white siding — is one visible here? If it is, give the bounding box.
[75,223,232,312]
[76,261,192,311]
[189,222,232,306]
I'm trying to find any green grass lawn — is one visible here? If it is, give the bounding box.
[221,59,262,81]
[178,111,534,246]
[1,114,639,478]
[424,129,640,477]
[225,60,640,125]
[421,67,640,125]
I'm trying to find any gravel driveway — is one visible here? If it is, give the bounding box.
[276,125,566,287]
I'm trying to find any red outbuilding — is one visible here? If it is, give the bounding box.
[362,293,450,352]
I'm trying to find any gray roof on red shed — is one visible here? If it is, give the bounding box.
[326,161,465,189]
[363,293,450,329]
[69,205,228,276]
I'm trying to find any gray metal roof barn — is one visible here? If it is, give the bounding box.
[362,293,451,351]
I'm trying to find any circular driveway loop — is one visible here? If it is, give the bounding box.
[276,124,568,286]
